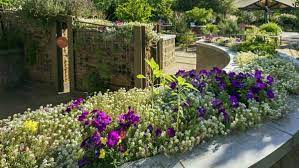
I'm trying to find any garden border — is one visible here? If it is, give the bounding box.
[120,42,299,168]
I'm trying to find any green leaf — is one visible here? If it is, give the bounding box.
[136,74,146,79]
[177,76,186,85]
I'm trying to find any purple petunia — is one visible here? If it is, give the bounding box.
[197,107,207,118]
[78,111,89,122]
[65,98,84,113]
[90,131,101,145]
[229,95,239,108]
[147,124,154,133]
[246,90,255,100]
[255,70,263,80]
[167,128,176,137]
[155,128,162,137]
[188,70,197,78]
[176,70,187,77]
[256,81,267,90]
[92,111,112,132]
[266,75,274,85]
[170,82,177,90]
[118,108,141,129]
[107,131,120,148]
[219,108,229,122]
[267,90,275,99]
[212,99,223,109]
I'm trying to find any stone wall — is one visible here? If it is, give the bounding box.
[0,49,24,90]
[196,42,230,71]
[0,11,57,88]
[158,34,176,70]
[73,28,137,91]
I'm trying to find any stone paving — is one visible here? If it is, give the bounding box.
[0,82,84,119]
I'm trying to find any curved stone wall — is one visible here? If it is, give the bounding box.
[196,42,231,71]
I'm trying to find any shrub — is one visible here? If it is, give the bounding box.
[186,7,215,25]
[237,11,256,24]
[274,13,297,31]
[115,0,153,22]
[178,30,196,50]
[148,0,174,22]
[19,0,99,18]
[234,27,279,55]
[235,52,260,67]
[259,22,282,35]
[202,24,219,35]
[218,19,242,35]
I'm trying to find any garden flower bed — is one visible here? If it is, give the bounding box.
[0,46,299,167]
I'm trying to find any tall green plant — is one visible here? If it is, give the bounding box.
[115,0,153,22]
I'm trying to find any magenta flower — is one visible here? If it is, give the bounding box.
[78,111,89,122]
[167,128,176,137]
[107,131,120,148]
[118,108,141,129]
[92,111,112,132]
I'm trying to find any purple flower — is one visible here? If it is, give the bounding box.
[229,72,236,78]
[170,82,177,90]
[92,111,112,132]
[199,70,208,76]
[118,108,141,129]
[266,75,274,85]
[167,128,176,138]
[255,70,263,80]
[256,81,266,90]
[147,125,153,133]
[232,80,242,88]
[107,131,120,148]
[247,90,255,100]
[198,82,206,93]
[212,99,223,109]
[211,67,222,75]
[188,70,197,78]
[78,111,89,122]
[229,95,239,108]
[197,107,207,118]
[155,128,162,137]
[78,156,91,168]
[176,70,187,77]
[267,90,275,99]
[91,131,101,145]
[118,144,127,153]
[219,108,229,122]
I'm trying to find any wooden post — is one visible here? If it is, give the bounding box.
[66,16,75,93]
[49,22,59,91]
[133,26,146,88]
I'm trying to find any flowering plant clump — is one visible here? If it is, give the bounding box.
[78,107,140,167]
[0,59,296,167]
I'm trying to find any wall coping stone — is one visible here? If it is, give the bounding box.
[160,34,176,41]
[120,41,299,168]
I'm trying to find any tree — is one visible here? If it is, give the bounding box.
[148,0,174,22]
[186,7,215,25]
[115,0,153,22]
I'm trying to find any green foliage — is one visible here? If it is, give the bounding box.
[115,0,153,22]
[186,7,215,25]
[218,19,242,35]
[273,14,297,31]
[237,11,257,24]
[170,12,189,33]
[148,0,174,22]
[19,0,99,18]
[178,30,196,50]
[0,0,17,8]
[202,24,219,35]
[259,22,282,36]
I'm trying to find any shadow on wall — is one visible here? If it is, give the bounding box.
[196,42,230,71]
